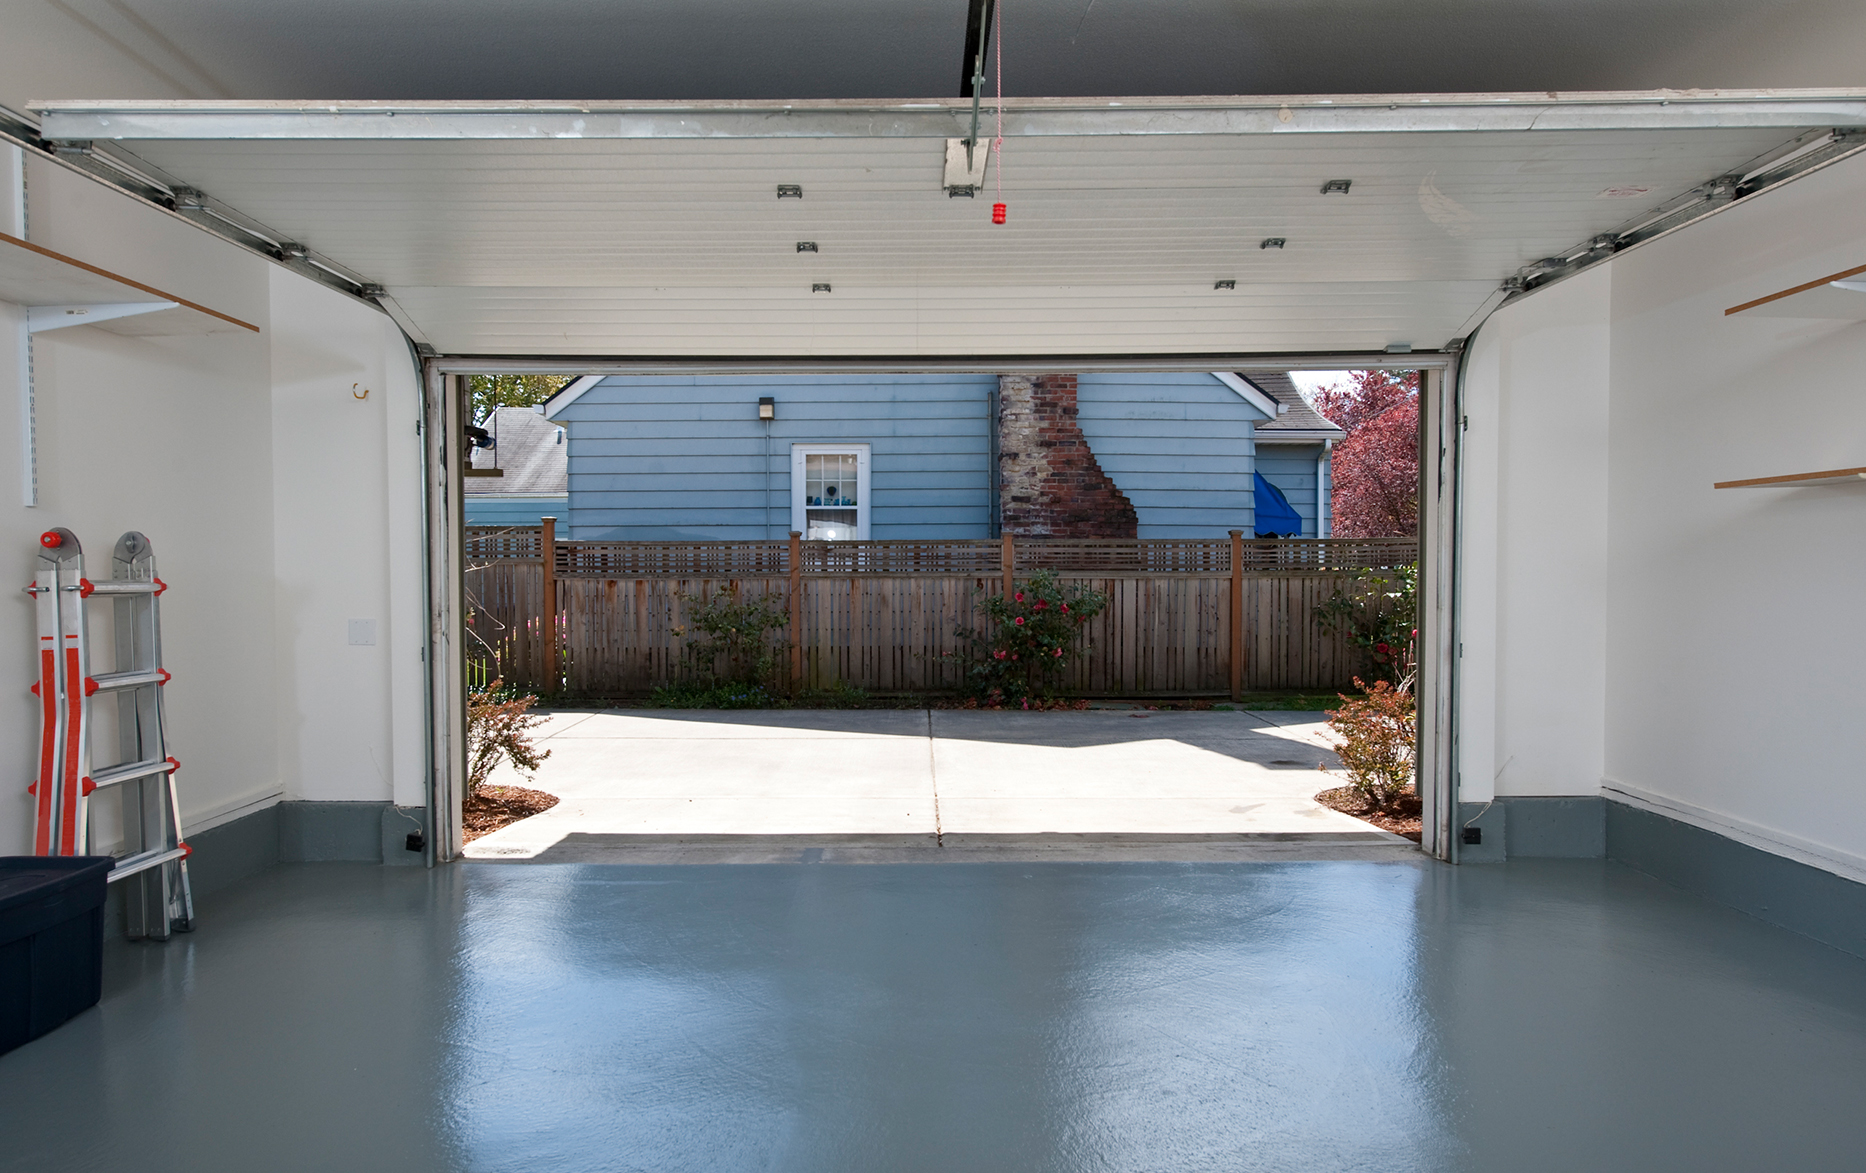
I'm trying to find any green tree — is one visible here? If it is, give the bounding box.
[470,374,568,424]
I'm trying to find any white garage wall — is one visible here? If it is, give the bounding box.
[2,157,277,852]
[267,268,426,809]
[1603,151,1866,877]
[1460,149,1866,879]
[1458,266,1612,803]
[0,156,424,857]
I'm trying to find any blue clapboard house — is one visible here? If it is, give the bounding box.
[540,372,1341,541]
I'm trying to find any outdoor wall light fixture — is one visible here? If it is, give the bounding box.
[1260,237,1286,249]
[777,184,803,198]
[797,241,818,252]
[1213,280,1236,290]
[1320,179,1352,195]
[812,283,832,293]
[758,397,776,420]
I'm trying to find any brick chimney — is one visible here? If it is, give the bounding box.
[997,374,1139,537]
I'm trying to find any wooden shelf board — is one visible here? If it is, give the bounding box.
[1725,261,1866,319]
[0,232,258,336]
[1714,466,1866,489]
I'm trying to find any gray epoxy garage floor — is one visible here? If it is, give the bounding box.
[4,860,1866,1173]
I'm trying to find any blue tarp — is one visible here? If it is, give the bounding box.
[1253,472,1304,537]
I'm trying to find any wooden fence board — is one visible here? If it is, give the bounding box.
[464,530,1405,697]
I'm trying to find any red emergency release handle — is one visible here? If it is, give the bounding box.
[39,531,61,549]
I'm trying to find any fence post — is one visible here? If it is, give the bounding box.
[1229,529,1244,701]
[540,516,558,693]
[788,531,803,688]
[1001,532,1015,599]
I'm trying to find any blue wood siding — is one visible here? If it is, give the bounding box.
[1254,445,1329,538]
[554,375,994,540]
[1075,373,1270,538]
[465,496,569,527]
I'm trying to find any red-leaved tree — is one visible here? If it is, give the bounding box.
[1309,370,1419,538]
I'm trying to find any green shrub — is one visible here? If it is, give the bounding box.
[1315,564,1417,683]
[1325,677,1416,811]
[466,679,551,792]
[672,588,790,690]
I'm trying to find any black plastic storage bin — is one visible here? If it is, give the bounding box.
[1,856,113,1056]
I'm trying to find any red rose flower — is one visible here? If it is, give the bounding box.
[1376,642,1391,654]
[1015,591,1025,602]
[1053,648,1062,657]
[1014,616,1024,625]
[1035,600,1048,610]
[994,649,1007,660]
[1061,604,1069,613]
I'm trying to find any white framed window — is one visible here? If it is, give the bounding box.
[791,444,871,540]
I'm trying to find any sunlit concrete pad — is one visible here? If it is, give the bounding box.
[936,797,1386,835]
[542,708,934,739]
[469,798,937,855]
[503,737,935,793]
[483,832,1419,865]
[471,708,1402,859]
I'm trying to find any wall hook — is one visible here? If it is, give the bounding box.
[353,383,370,400]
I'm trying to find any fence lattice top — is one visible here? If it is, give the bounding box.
[467,527,1416,576]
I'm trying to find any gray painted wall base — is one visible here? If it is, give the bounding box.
[186,803,284,896]
[1607,802,1866,961]
[1461,793,1866,961]
[380,805,429,866]
[279,801,390,862]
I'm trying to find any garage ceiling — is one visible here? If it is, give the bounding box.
[30,92,1866,357]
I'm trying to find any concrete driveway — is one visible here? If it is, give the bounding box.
[466,708,1416,863]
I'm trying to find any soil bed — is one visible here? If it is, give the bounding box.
[464,785,560,843]
[1314,785,1422,842]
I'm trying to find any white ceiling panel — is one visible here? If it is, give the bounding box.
[30,94,1866,356]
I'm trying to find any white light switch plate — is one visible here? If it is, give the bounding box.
[348,619,376,646]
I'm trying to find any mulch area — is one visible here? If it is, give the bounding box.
[1314,785,1423,842]
[463,785,560,843]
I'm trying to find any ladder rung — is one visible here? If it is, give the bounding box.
[106,845,189,882]
[87,669,169,693]
[87,757,178,789]
[81,578,165,597]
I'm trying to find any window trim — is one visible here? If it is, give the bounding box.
[790,443,872,540]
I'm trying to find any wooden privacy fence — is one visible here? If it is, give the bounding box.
[464,525,1416,698]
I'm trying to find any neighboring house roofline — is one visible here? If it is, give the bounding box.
[1210,371,1282,420]
[1253,432,1339,443]
[1239,372,1347,440]
[544,374,605,418]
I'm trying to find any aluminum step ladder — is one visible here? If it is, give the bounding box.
[29,528,194,938]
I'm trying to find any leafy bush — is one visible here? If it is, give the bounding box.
[467,679,552,792]
[649,680,780,709]
[1325,676,1415,811]
[672,588,790,689]
[959,570,1108,702]
[1315,564,1417,683]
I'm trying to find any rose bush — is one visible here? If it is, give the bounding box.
[959,569,1108,703]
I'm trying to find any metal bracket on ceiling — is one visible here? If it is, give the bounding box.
[1497,126,1866,301]
[0,103,390,311]
[959,0,996,175]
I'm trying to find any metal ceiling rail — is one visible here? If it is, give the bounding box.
[30,90,1866,141]
[427,353,1453,376]
[0,103,385,306]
